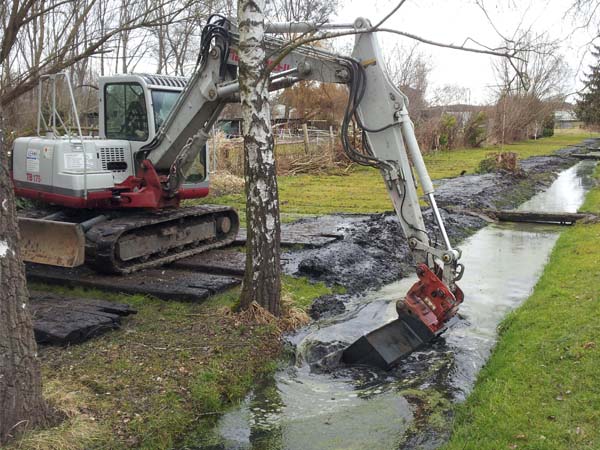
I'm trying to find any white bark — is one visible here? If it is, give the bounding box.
[237,0,282,315]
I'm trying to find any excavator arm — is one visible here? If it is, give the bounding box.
[347,18,464,337]
[141,15,352,195]
[261,17,465,361]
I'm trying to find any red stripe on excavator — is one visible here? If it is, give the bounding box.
[14,160,210,209]
[15,185,209,209]
[177,187,210,199]
[14,187,113,208]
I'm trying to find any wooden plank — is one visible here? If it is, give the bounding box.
[29,291,136,345]
[487,210,595,225]
[446,207,598,225]
[571,152,600,160]
[26,264,241,302]
[172,249,246,276]
[233,217,345,248]
[235,228,339,247]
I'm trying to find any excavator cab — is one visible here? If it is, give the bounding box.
[99,74,208,186]
[100,75,185,141]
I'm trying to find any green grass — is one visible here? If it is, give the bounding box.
[443,164,600,450]
[282,275,339,310]
[199,130,599,223]
[580,164,600,215]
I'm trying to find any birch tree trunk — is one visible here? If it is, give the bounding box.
[0,113,48,444]
[237,0,282,316]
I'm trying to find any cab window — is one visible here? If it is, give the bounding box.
[151,90,180,132]
[185,144,207,183]
[105,83,149,141]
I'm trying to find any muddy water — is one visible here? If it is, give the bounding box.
[195,161,596,450]
[518,161,596,212]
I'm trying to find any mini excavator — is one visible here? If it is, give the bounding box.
[12,16,464,367]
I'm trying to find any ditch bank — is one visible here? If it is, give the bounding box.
[285,145,590,301]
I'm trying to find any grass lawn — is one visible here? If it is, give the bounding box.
[199,130,598,224]
[11,129,597,449]
[443,165,600,450]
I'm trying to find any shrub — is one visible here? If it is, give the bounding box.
[464,111,488,147]
[477,151,519,174]
[542,113,555,137]
[439,113,458,150]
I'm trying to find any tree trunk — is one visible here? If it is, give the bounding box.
[0,113,49,444]
[157,24,165,74]
[302,123,309,154]
[122,31,128,74]
[237,0,282,316]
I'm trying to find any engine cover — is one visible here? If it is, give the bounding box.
[12,136,134,206]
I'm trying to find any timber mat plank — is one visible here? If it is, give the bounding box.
[234,215,358,247]
[234,228,340,247]
[26,264,241,302]
[572,151,600,159]
[29,291,136,345]
[172,248,246,276]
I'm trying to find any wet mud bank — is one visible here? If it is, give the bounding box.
[286,145,590,304]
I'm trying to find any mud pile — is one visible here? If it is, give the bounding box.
[434,153,576,210]
[287,210,484,295]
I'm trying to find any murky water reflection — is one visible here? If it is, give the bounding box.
[193,161,597,450]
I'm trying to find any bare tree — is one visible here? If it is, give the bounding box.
[385,43,431,119]
[569,0,600,38]
[149,0,236,76]
[491,32,569,142]
[430,84,472,106]
[0,0,195,109]
[492,33,569,100]
[238,0,281,315]
[0,4,51,440]
[0,124,49,444]
[267,0,338,24]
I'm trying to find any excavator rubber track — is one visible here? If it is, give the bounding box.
[85,205,239,274]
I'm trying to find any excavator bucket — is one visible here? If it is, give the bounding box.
[18,218,86,267]
[342,314,435,370]
[342,264,463,370]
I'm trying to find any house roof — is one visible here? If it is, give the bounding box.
[554,110,578,121]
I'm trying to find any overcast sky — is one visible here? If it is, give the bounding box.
[329,0,596,104]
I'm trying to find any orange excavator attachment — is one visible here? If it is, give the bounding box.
[402,263,464,334]
[342,264,463,370]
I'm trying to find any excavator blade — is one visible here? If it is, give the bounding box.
[342,264,463,370]
[18,218,85,267]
